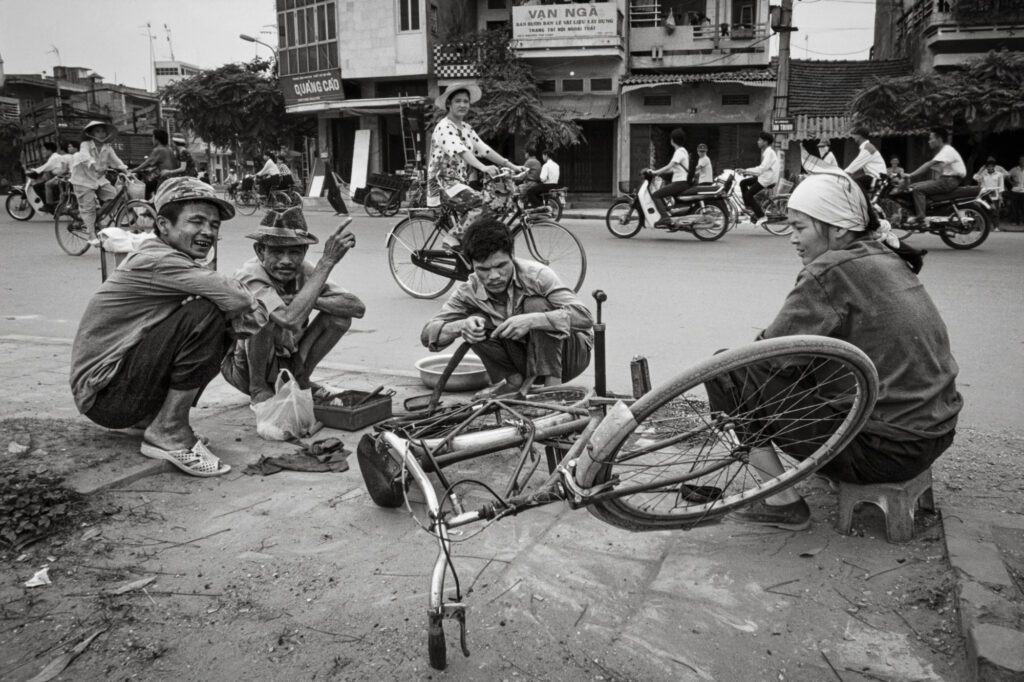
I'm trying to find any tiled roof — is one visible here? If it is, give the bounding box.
[620,65,777,86]
[787,59,912,116]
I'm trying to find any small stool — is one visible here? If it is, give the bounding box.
[835,468,935,543]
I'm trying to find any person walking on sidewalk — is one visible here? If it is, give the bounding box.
[739,132,780,227]
[648,128,691,229]
[714,167,961,531]
[221,208,365,405]
[70,177,267,478]
[421,217,593,397]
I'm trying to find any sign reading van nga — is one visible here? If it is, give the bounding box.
[512,3,618,39]
[281,68,344,108]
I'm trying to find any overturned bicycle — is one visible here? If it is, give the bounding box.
[355,291,879,670]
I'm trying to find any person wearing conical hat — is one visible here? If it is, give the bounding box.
[69,120,129,240]
[221,207,365,405]
[71,177,268,478]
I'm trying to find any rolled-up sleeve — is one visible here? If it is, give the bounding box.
[421,284,476,351]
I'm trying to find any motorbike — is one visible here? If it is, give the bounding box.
[534,185,566,221]
[604,170,730,240]
[5,171,60,221]
[872,176,992,250]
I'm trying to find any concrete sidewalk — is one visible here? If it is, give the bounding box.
[1,334,1020,679]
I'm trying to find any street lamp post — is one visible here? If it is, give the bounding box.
[239,33,278,74]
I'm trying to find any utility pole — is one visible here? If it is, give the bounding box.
[47,46,62,134]
[164,24,176,61]
[769,0,796,175]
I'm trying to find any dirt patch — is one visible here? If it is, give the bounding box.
[0,418,137,480]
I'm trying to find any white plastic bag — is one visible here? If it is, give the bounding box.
[250,369,316,441]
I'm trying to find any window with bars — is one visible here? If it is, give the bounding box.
[721,93,750,105]
[277,0,338,76]
[590,78,613,91]
[563,79,584,92]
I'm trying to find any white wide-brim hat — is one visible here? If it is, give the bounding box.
[435,82,482,110]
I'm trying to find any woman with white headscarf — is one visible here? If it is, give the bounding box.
[710,166,962,531]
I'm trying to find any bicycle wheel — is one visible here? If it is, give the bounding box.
[54,203,91,256]
[581,336,877,531]
[762,197,793,236]
[516,220,587,292]
[940,206,990,250]
[691,199,729,241]
[387,216,456,299]
[115,200,158,231]
[605,198,642,238]
[543,196,563,222]
[6,193,34,221]
[364,189,388,217]
[235,190,258,216]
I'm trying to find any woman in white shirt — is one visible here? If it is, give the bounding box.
[695,143,714,184]
[648,128,691,228]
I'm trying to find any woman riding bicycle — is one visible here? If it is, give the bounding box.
[427,82,522,247]
[70,121,129,241]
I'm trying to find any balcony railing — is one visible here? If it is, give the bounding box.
[896,0,1024,44]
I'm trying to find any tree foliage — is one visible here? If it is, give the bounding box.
[162,58,314,159]
[436,29,583,151]
[851,50,1024,134]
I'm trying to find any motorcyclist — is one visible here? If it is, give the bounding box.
[647,128,690,228]
[904,127,966,226]
[739,132,780,227]
[29,142,63,208]
[133,129,178,198]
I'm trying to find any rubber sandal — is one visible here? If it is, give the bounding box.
[140,440,231,477]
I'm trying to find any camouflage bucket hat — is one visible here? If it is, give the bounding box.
[247,206,318,245]
[154,176,235,220]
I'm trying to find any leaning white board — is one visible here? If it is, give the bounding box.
[351,129,371,192]
[307,158,325,197]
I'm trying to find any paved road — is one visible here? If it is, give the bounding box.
[1,207,1020,430]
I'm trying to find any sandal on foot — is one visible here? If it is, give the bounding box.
[140,440,231,477]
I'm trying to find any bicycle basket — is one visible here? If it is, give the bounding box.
[126,177,146,200]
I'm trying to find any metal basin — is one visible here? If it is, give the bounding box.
[414,353,491,392]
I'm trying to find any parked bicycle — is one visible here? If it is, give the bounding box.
[53,171,152,256]
[358,291,879,670]
[386,170,586,299]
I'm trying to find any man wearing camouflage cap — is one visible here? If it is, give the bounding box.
[70,177,268,477]
[221,206,364,404]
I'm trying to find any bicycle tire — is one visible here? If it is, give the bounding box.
[581,336,877,531]
[54,203,91,256]
[235,190,258,216]
[605,198,642,238]
[691,199,729,241]
[877,198,912,240]
[365,189,388,217]
[543,196,563,222]
[428,618,447,670]
[940,205,990,250]
[761,197,793,235]
[6,193,35,221]
[516,220,586,292]
[387,216,456,299]
[115,200,158,231]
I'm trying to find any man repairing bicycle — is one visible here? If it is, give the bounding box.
[739,132,780,228]
[70,121,129,242]
[713,167,961,530]
[421,217,593,397]
[426,82,521,247]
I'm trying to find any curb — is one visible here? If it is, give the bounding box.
[68,459,174,496]
[943,506,1024,681]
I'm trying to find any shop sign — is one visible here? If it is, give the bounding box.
[282,68,344,107]
[512,3,618,40]
[771,117,795,133]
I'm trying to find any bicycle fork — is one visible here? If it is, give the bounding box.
[381,433,470,667]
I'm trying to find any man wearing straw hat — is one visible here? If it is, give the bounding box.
[711,167,961,531]
[221,207,364,404]
[71,177,266,478]
[70,120,129,239]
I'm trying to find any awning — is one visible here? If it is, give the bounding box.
[789,114,925,142]
[542,94,619,120]
[285,95,428,116]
